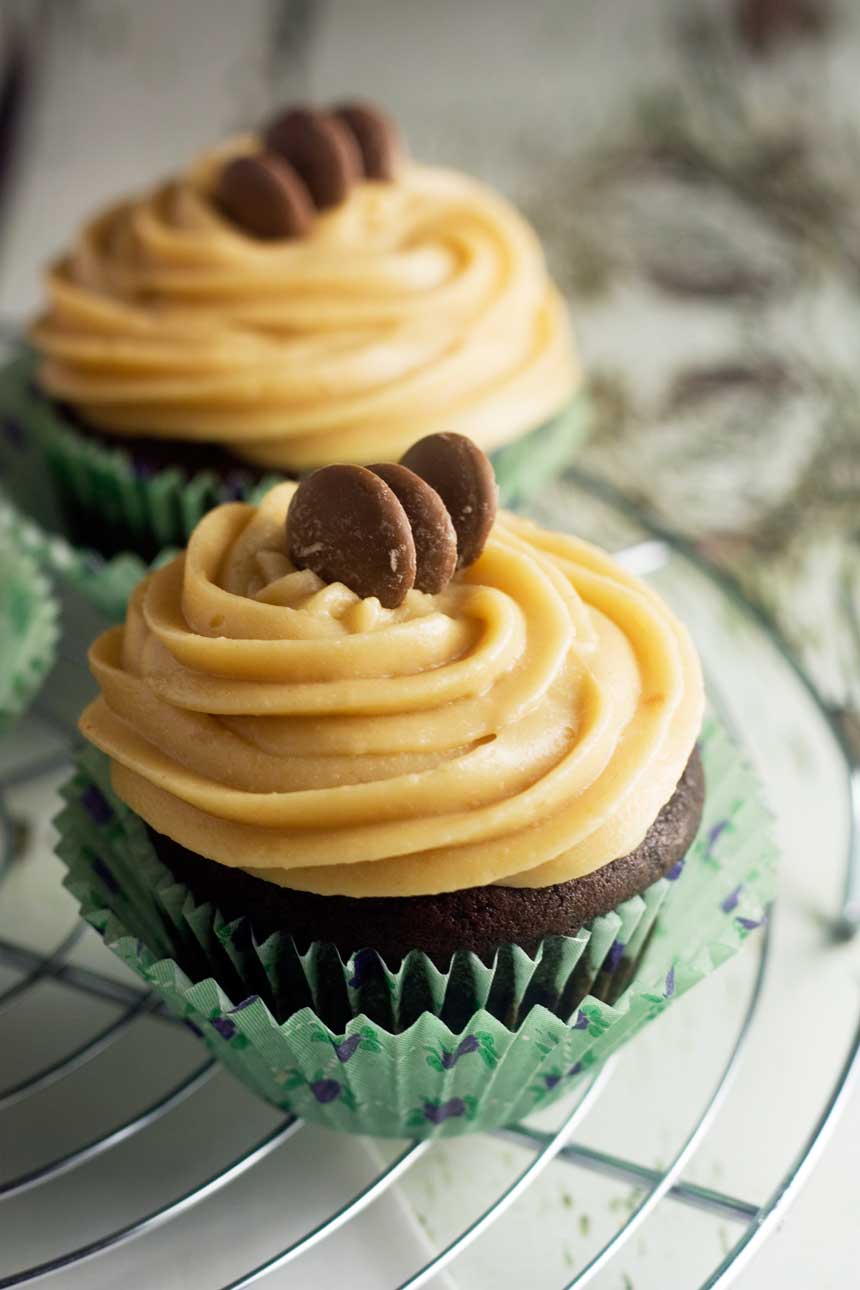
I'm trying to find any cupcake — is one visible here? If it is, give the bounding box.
[59,436,774,1138]
[3,101,582,591]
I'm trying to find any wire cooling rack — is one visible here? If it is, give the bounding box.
[0,484,858,1289]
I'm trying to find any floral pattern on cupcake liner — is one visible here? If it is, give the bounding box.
[0,516,60,731]
[56,714,775,1138]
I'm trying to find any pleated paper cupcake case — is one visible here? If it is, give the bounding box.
[0,520,60,731]
[59,744,665,1035]
[0,351,279,618]
[56,715,775,1138]
[28,398,280,558]
[0,487,164,622]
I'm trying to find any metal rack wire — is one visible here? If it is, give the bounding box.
[1,530,859,1289]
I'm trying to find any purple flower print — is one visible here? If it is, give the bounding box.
[425,1032,498,1073]
[439,1036,480,1069]
[210,1016,237,1040]
[664,965,676,998]
[311,1024,381,1061]
[573,1011,590,1030]
[423,1098,466,1124]
[737,915,763,931]
[407,1095,478,1129]
[229,995,260,1013]
[333,1034,362,1063]
[721,885,742,913]
[428,1093,466,1124]
[706,819,730,858]
[605,939,625,971]
[82,784,113,826]
[666,859,685,881]
[310,1078,343,1104]
[542,1059,582,1093]
[282,1068,357,1110]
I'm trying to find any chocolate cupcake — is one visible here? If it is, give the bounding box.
[78,432,704,932]
[55,435,780,1141]
[4,100,582,589]
[60,436,776,1136]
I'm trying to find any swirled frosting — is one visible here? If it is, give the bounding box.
[80,483,704,897]
[31,139,578,470]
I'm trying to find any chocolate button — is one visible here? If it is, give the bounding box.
[334,102,401,181]
[263,106,360,209]
[400,434,498,569]
[369,462,457,594]
[214,154,313,240]
[286,465,416,609]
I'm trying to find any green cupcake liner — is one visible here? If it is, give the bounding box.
[0,349,588,621]
[492,393,590,510]
[0,488,159,622]
[0,516,59,731]
[56,715,775,1138]
[0,351,279,619]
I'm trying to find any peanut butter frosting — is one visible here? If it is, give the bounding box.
[31,140,578,470]
[79,483,705,898]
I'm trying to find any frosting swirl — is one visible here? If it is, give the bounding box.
[31,140,578,469]
[80,483,704,897]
